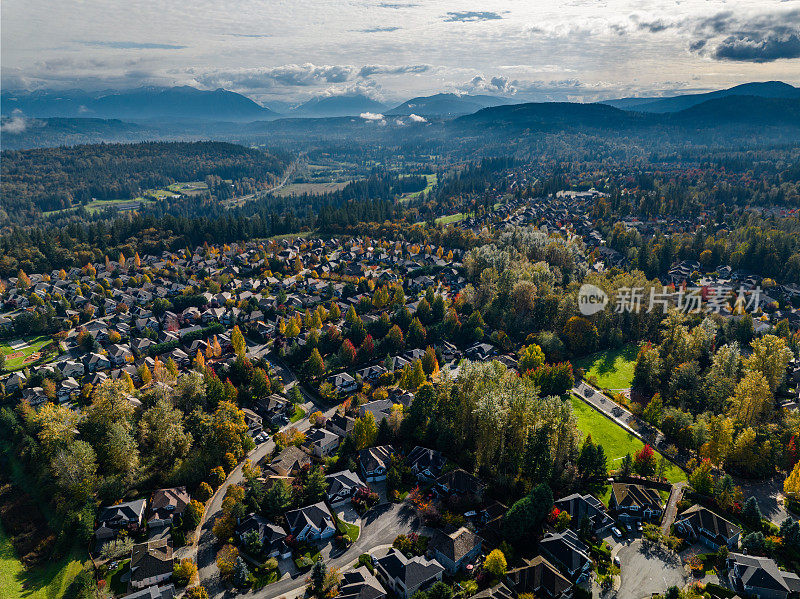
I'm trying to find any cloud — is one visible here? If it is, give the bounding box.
[408,113,427,122]
[225,33,270,38]
[378,2,419,8]
[712,31,800,62]
[358,26,401,33]
[1,110,38,134]
[443,11,504,23]
[196,63,356,90]
[687,9,800,62]
[360,112,385,123]
[357,64,429,77]
[83,41,187,50]
[465,74,517,94]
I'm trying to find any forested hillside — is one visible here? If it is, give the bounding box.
[1,141,287,216]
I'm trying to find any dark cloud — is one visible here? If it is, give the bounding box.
[637,20,673,33]
[687,9,800,62]
[713,31,800,62]
[84,41,186,50]
[358,26,401,33]
[443,11,504,23]
[357,64,429,77]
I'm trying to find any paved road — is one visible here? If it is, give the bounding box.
[614,538,687,599]
[661,482,688,534]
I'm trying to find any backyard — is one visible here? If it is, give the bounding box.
[574,343,641,389]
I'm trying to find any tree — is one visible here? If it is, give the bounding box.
[209,466,226,489]
[786,461,800,499]
[138,399,193,469]
[310,560,327,596]
[562,317,599,355]
[185,587,209,599]
[386,325,405,353]
[305,348,325,379]
[743,496,762,522]
[352,412,378,450]
[231,325,246,358]
[339,339,357,366]
[305,467,328,503]
[427,582,453,599]
[51,440,98,504]
[633,445,657,477]
[173,558,198,586]
[196,483,213,502]
[745,334,792,393]
[262,479,293,518]
[484,549,507,577]
[729,371,773,426]
[518,344,545,372]
[688,459,714,495]
[233,556,250,588]
[620,453,633,477]
[502,483,553,545]
[216,545,239,580]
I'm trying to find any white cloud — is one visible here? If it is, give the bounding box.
[360,112,385,121]
[408,113,426,122]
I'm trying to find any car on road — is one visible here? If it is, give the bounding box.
[612,407,623,416]
[612,527,623,538]
[584,387,593,397]
[613,556,621,567]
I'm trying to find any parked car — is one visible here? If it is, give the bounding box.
[611,527,623,538]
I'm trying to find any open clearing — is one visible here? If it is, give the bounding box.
[570,395,686,487]
[574,343,641,389]
[0,528,83,599]
[273,181,350,197]
[399,173,437,202]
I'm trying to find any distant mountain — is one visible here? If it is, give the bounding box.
[0,117,149,150]
[289,94,387,117]
[1,86,279,121]
[386,93,515,117]
[454,95,800,131]
[603,81,800,113]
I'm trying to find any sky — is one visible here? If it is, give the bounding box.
[2,0,800,107]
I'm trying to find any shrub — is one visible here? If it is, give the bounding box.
[195,482,213,502]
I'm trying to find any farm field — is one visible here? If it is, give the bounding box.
[570,395,686,488]
[0,336,54,372]
[573,343,641,389]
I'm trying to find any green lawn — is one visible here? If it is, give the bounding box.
[399,173,437,202]
[0,336,54,372]
[0,524,84,599]
[290,406,306,423]
[334,516,360,543]
[570,395,686,489]
[573,343,641,389]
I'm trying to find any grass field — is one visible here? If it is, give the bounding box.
[274,182,350,197]
[399,173,437,202]
[570,395,686,488]
[574,343,641,389]
[0,525,84,599]
[0,336,54,372]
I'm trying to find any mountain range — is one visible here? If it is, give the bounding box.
[4,81,799,123]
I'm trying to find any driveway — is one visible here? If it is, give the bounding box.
[733,475,789,525]
[611,539,688,599]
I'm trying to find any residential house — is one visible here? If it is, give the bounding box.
[120,584,175,599]
[608,483,663,522]
[235,514,291,559]
[407,446,447,481]
[267,445,310,477]
[360,399,394,423]
[325,470,367,507]
[553,493,614,536]
[338,566,388,599]
[329,372,358,394]
[129,539,174,590]
[303,428,341,457]
[674,505,741,550]
[727,553,800,599]
[507,556,574,599]
[374,548,444,599]
[358,445,395,482]
[284,502,336,541]
[148,487,190,530]
[96,498,147,545]
[436,469,486,500]
[539,530,592,580]
[430,527,482,574]
[327,412,355,438]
